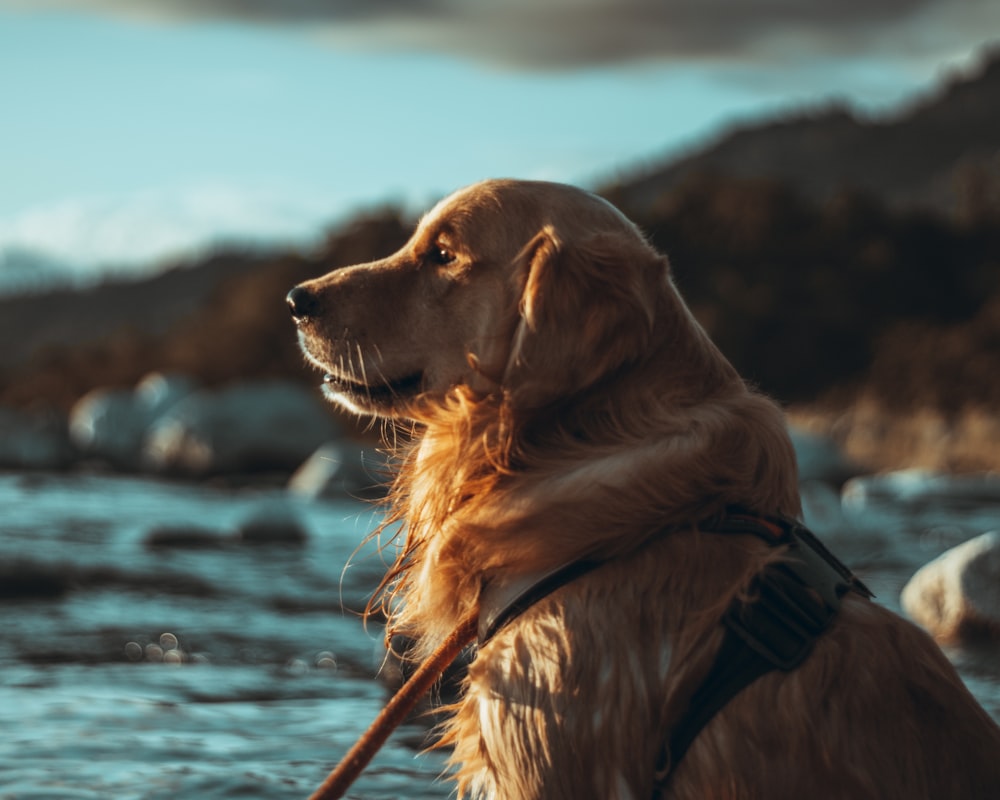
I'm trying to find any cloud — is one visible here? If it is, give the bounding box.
[0,183,344,271]
[5,0,997,69]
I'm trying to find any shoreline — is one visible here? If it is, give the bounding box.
[790,400,1000,475]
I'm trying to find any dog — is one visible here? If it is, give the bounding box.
[288,179,1000,798]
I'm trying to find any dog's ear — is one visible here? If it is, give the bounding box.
[503,225,664,409]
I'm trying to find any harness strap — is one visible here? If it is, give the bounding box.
[479,558,602,646]
[474,509,872,793]
[653,510,872,789]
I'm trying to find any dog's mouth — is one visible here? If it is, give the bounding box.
[321,370,424,413]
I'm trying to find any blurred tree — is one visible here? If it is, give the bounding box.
[604,174,1000,405]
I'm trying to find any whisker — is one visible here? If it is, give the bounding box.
[357,343,370,389]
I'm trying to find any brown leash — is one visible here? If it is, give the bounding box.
[308,615,478,800]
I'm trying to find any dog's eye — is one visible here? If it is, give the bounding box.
[428,246,455,266]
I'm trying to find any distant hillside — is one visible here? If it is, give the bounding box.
[1,52,998,427]
[0,213,410,411]
[0,247,78,296]
[605,46,1000,221]
[0,249,277,373]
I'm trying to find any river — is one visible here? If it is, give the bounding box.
[1,470,998,799]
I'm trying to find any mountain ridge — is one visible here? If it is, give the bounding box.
[1,51,998,417]
[604,45,1000,220]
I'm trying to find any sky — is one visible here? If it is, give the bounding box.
[1,0,997,282]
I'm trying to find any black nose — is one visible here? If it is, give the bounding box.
[286,286,319,321]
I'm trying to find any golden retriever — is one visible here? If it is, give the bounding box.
[288,179,1000,799]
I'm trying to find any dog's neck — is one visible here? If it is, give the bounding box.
[381,377,800,660]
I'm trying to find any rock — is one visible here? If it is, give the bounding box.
[0,559,70,599]
[287,442,392,499]
[789,427,859,486]
[134,372,197,418]
[843,470,1000,513]
[71,374,341,477]
[799,480,852,537]
[144,525,230,549]
[69,372,193,469]
[69,388,142,468]
[235,499,308,545]
[142,381,340,477]
[0,407,77,470]
[901,531,1000,641]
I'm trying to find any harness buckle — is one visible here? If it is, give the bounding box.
[722,520,867,671]
[656,511,872,791]
[724,560,835,671]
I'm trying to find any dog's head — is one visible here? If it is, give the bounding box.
[289,179,670,418]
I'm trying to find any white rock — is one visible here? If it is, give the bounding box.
[69,372,193,469]
[135,372,196,418]
[288,442,392,499]
[901,531,1000,641]
[0,407,77,469]
[789,427,858,485]
[69,388,146,468]
[843,470,1000,512]
[143,381,340,476]
[800,480,851,536]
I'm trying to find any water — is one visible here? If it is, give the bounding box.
[2,472,999,799]
[0,473,449,799]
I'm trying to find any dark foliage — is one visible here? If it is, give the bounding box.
[4,45,1000,418]
[604,175,1000,408]
[3,180,997,416]
[0,211,411,411]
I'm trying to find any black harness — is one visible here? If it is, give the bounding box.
[654,510,872,788]
[477,509,873,789]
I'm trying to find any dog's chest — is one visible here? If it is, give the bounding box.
[454,607,673,799]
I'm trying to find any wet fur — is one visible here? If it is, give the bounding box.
[292,179,1000,798]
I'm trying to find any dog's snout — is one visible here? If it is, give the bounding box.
[286,286,319,321]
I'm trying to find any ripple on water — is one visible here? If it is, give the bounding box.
[1,663,450,799]
[2,471,999,799]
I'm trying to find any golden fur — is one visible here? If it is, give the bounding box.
[291,179,1000,798]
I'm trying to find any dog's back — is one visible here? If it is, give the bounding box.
[449,533,1000,799]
